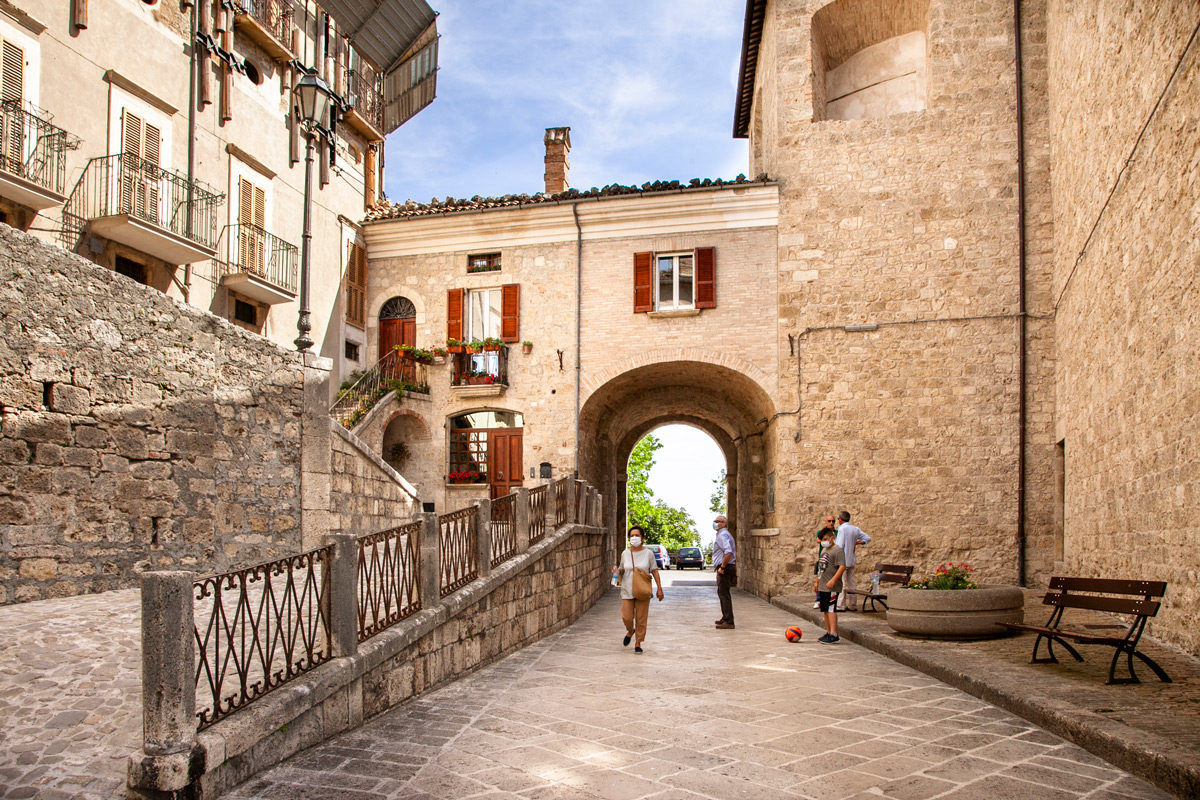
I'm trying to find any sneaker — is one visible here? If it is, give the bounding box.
[812,602,820,609]
[623,635,631,647]
[715,621,736,630]
[817,633,834,643]
[635,646,644,654]
[819,635,840,644]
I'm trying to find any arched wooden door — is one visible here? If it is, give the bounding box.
[379,296,417,355]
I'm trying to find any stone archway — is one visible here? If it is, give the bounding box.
[577,360,776,575]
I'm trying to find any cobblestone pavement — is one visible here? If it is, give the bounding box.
[226,572,1174,800]
[0,589,141,800]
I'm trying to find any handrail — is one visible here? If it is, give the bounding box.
[329,349,429,429]
[217,222,299,294]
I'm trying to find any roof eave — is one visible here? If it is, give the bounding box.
[733,0,768,140]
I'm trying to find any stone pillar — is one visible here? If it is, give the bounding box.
[475,498,492,577]
[545,482,556,533]
[543,127,571,193]
[565,478,577,525]
[328,533,359,658]
[128,571,204,795]
[300,354,334,551]
[419,511,440,605]
[514,487,530,553]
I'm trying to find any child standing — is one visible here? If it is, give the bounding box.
[814,528,846,643]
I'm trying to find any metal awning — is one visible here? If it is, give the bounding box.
[318,0,436,75]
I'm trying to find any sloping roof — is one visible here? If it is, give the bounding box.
[364,176,769,223]
[733,0,768,139]
[319,0,436,75]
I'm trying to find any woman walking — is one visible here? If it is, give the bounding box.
[615,525,663,653]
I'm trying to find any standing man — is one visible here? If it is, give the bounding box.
[711,515,737,629]
[835,511,871,611]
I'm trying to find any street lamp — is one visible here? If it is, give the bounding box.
[292,69,334,353]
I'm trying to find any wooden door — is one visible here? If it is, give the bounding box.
[488,429,523,499]
[379,318,415,353]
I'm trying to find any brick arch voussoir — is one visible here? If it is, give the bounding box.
[383,408,432,442]
[581,348,772,405]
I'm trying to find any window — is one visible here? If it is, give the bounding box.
[345,341,360,362]
[448,410,523,477]
[119,108,162,221]
[634,248,715,313]
[447,285,520,343]
[468,288,502,341]
[234,298,258,325]
[115,255,148,285]
[468,253,501,274]
[346,242,366,327]
[237,177,267,273]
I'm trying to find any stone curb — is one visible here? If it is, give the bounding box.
[772,595,1199,800]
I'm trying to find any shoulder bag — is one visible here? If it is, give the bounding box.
[630,549,653,601]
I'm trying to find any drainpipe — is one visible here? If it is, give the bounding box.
[183,0,198,304]
[1013,0,1028,587]
[573,202,582,478]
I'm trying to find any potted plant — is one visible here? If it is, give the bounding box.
[886,563,1024,639]
[448,471,485,484]
[389,441,410,467]
[521,340,533,355]
[482,336,504,352]
[446,338,465,354]
[466,338,485,353]
[431,347,447,364]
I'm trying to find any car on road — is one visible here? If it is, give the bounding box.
[675,546,704,569]
[645,544,669,570]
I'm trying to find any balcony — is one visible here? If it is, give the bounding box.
[215,223,298,304]
[0,101,79,212]
[451,347,509,397]
[62,153,223,265]
[342,64,385,141]
[233,0,295,62]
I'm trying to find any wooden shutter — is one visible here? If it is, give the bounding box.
[633,251,653,313]
[120,110,143,214]
[0,40,24,169]
[500,284,520,342]
[447,288,464,342]
[694,246,716,309]
[238,178,267,273]
[346,243,366,327]
[143,122,161,222]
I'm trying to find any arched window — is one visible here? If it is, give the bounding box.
[380,296,416,320]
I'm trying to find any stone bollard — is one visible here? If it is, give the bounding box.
[544,482,556,533]
[565,479,577,525]
[514,487,531,553]
[419,511,440,605]
[128,571,204,795]
[475,497,492,577]
[328,533,360,658]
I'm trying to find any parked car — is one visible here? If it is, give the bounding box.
[675,546,704,569]
[644,544,669,570]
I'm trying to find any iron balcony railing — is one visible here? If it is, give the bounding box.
[383,36,438,133]
[528,485,547,544]
[439,506,479,597]
[490,492,517,568]
[330,349,430,429]
[0,100,76,196]
[451,346,509,388]
[346,65,385,135]
[233,0,295,48]
[216,223,299,294]
[357,521,421,642]
[61,152,223,251]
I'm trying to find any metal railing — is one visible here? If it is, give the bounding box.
[528,485,547,544]
[490,492,516,567]
[439,506,478,597]
[216,223,299,294]
[451,347,508,387]
[553,477,569,527]
[0,100,77,196]
[330,349,430,429]
[357,521,421,642]
[234,0,295,46]
[61,152,223,251]
[383,36,438,132]
[193,545,333,729]
[346,65,385,135]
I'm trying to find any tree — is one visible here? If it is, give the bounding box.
[626,435,701,552]
[709,468,727,515]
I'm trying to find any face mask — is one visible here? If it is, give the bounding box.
[712,521,721,530]
[629,536,642,547]
[821,540,832,548]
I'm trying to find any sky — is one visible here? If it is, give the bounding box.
[382,2,749,544]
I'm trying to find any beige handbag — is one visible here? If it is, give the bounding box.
[629,549,653,600]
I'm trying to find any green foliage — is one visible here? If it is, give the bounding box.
[626,435,700,552]
[908,563,978,590]
[709,468,727,514]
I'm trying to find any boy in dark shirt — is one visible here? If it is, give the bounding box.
[813,517,838,608]
[813,528,846,643]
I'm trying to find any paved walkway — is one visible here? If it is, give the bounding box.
[224,572,1174,800]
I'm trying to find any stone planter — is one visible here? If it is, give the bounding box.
[886,585,1024,639]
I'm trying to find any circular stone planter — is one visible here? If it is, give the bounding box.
[886,585,1024,639]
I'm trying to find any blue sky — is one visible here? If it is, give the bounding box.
[383,1,748,543]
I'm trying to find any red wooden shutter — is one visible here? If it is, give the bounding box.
[694,246,716,309]
[633,252,653,313]
[500,284,520,342]
[447,288,465,342]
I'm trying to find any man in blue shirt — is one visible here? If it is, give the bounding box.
[712,515,737,629]
[835,511,871,611]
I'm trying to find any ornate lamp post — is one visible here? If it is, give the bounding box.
[291,69,334,353]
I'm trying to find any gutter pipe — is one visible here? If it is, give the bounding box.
[573,202,582,478]
[1014,0,1028,587]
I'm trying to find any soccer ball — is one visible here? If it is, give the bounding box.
[785,625,803,642]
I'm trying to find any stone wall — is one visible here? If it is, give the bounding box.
[1048,0,1200,654]
[0,226,309,603]
[328,423,418,537]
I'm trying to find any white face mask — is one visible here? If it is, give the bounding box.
[713,521,722,530]
[629,536,642,547]
[821,540,833,548]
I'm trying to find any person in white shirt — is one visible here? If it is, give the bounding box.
[834,511,872,611]
[614,525,663,653]
[711,516,737,629]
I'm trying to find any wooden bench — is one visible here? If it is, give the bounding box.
[997,577,1171,685]
[844,563,914,613]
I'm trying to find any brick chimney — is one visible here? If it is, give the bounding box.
[543,127,571,194]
